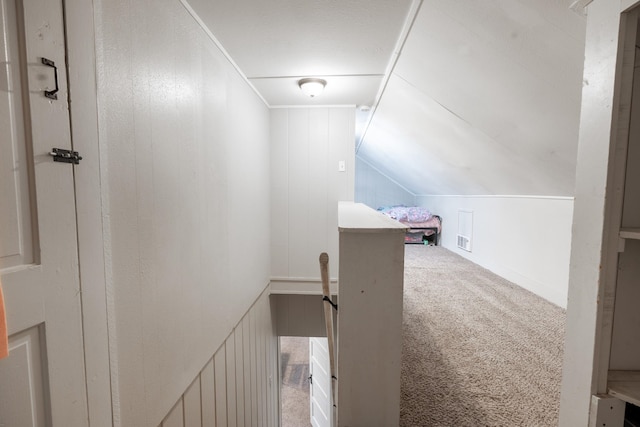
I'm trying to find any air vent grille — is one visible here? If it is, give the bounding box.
[457,234,471,252]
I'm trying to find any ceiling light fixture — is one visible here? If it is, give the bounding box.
[298,78,326,98]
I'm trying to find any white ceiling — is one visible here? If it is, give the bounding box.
[186,0,414,106]
[186,0,587,197]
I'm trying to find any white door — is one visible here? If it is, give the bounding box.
[310,337,332,427]
[0,0,88,425]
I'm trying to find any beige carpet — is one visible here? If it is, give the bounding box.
[279,246,566,426]
[401,245,565,427]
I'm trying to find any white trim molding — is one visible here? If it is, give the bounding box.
[270,277,338,295]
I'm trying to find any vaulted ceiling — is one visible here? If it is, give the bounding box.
[186,0,587,197]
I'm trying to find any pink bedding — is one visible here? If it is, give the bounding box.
[377,205,433,223]
[400,216,441,235]
[378,205,441,234]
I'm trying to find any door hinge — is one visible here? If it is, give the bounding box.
[49,147,82,164]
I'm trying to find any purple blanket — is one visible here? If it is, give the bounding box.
[377,205,433,223]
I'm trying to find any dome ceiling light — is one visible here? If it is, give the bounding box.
[298,78,327,98]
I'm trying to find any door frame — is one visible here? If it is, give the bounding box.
[559,0,640,426]
[62,1,114,425]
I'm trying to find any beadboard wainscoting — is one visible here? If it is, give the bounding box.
[159,287,278,427]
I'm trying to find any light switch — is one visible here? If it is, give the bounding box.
[338,160,346,172]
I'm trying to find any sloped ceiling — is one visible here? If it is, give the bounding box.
[358,0,586,196]
[186,0,587,197]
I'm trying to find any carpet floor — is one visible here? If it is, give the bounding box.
[400,245,565,426]
[280,245,566,426]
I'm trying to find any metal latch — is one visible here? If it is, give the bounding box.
[49,148,82,164]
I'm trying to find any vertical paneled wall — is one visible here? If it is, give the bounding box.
[94,0,271,424]
[159,287,278,427]
[355,156,416,209]
[270,107,355,286]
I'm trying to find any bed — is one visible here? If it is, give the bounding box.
[377,205,442,245]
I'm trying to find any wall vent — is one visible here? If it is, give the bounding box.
[457,210,473,252]
[457,234,471,252]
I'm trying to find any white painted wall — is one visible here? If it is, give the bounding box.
[270,107,355,290]
[355,156,416,210]
[417,195,574,308]
[94,0,271,425]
